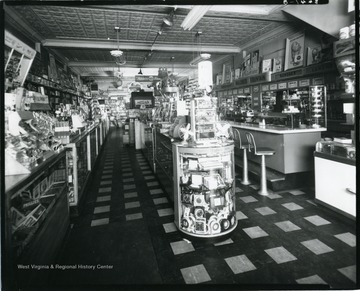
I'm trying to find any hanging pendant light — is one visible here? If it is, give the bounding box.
[110,27,126,65]
[138,68,143,75]
[163,9,175,26]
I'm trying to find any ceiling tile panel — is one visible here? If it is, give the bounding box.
[7,4,292,79]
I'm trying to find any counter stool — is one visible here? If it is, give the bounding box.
[245,132,275,196]
[232,128,250,185]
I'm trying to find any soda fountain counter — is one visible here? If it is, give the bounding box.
[229,121,326,174]
[172,141,237,238]
[224,85,328,175]
[314,141,356,219]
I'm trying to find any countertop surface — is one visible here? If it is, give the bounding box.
[229,122,327,134]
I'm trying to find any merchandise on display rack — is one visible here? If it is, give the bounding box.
[173,143,236,238]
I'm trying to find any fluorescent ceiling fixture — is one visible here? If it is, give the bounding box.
[177,5,282,15]
[210,5,282,15]
[181,5,212,31]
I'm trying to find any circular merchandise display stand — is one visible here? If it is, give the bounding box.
[172,142,237,238]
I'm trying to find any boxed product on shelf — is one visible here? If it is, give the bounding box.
[22,199,40,211]
[188,159,198,170]
[190,174,203,188]
[11,207,25,229]
[203,174,225,190]
[198,157,223,170]
[209,195,225,208]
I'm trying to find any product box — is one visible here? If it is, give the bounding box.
[11,207,25,229]
[203,176,218,190]
[250,62,260,75]
[234,68,241,80]
[262,59,273,73]
[191,175,203,187]
[272,58,282,72]
[32,184,41,199]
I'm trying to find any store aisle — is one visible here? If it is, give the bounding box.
[49,128,356,289]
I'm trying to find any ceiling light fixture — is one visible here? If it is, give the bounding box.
[110,27,126,65]
[189,31,211,66]
[138,68,143,75]
[181,5,212,31]
[163,8,176,26]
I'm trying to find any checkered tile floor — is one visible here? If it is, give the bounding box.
[48,128,356,289]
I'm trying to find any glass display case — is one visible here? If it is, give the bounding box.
[173,143,237,238]
[309,85,327,128]
[5,150,70,287]
[259,86,327,129]
[142,124,155,171]
[66,136,89,208]
[190,97,218,140]
[155,130,174,201]
[65,123,107,215]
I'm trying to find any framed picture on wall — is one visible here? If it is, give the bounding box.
[284,33,305,71]
[306,47,322,66]
[222,63,232,84]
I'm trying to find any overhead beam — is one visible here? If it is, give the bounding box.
[68,61,194,69]
[42,38,241,54]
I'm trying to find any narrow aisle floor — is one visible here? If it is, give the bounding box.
[51,127,356,289]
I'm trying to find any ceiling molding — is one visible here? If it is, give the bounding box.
[42,39,240,54]
[238,23,296,52]
[4,5,43,43]
[68,61,193,69]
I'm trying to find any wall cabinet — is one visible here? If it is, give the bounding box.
[314,151,356,219]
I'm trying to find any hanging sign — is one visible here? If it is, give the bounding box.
[244,87,250,94]
[273,68,303,81]
[135,75,161,82]
[5,30,36,59]
[288,80,298,88]
[261,84,269,91]
[235,78,248,86]
[238,88,244,94]
[278,82,287,89]
[270,84,278,90]
[313,77,324,85]
[299,79,310,87]
[304,61,336,75]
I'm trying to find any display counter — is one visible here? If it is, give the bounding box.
[66,121,109,215]
[314,141,356,219]
[230,122,325,174]
[4,120,109,288]
[141,122,156,171]
[172,142,237,238]
[154,130,174,202]
[4,150,70,288]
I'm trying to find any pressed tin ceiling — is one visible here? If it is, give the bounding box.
[4,3,295,79]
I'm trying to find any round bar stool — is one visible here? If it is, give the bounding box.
[232,128,250,185]
[245,132,275,196]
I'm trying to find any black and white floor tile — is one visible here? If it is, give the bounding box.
[47,128,356,289]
